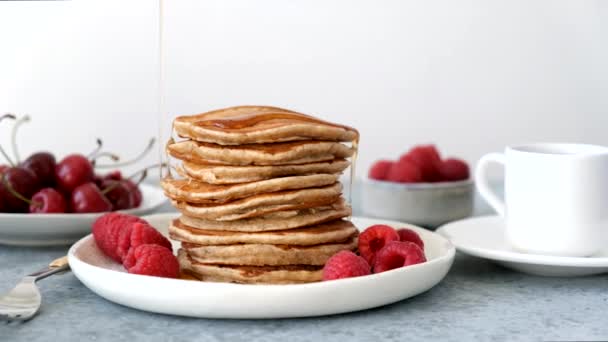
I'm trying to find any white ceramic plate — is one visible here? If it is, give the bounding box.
[0,184,167,246]
[437,215,608,277]
[68,214,455,319]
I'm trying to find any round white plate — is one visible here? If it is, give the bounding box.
[0,184,167,246]
[437,215,608,277]
[68,214,455,319]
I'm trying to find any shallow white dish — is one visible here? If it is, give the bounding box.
[437,215,608,277]
[0,184,167,246]
[68,214,455,319]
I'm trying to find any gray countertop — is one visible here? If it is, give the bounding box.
[1,191,607,341]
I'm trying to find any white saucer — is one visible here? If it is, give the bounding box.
[0,184,167,246]
[68,214,455,319]
[436,215,608,277]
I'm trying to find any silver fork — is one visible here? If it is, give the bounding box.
[1,256,70,321]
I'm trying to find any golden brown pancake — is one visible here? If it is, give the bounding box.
[173,105,359,145]
[170,219,358,246]
[171,183,342,221]
[167,140,354,166]
[181,235,357,266]
[178,249,323,284]
[161,174,338,204]
[178,159,350,184]
[178,201,351,232]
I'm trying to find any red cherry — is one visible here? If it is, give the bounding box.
[123,179,142,208]
[0,167,39,213]
[70,182,112,213]
[21,152,56,188]
[101,180,133,211]
[30,188,67,213]
[93,174,104,188]
[439,158,470,181]
[0,165,8,175]
[55,154,94,193]
[104,170,123,181]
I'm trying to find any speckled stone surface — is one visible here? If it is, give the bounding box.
[1,190,608,341]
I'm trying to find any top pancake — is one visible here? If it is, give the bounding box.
[173,106,359,145]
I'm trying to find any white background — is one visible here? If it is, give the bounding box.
[1,0,607,179]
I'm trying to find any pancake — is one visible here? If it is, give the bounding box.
[171,183,342,221]
[178,159,350,184]
[178,249,322,284]
[161,174,338,204]
[173,105,359,145]
[167,140,354,166]
[178,201,351,232]
[170,219,358,245]
[181,235,357,266]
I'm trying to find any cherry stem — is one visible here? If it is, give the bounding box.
[11,115,30,164]
[100,162,166,195]
[1,174,40,208]
[87,138,104,158]
[0,114,17,166]
[90,152,121,167]
[95,138,156,168]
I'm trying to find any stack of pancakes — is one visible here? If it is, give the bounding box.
[161,106,359,284]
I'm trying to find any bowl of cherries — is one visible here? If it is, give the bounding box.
[0,114,167,246]
[361,144,474,228]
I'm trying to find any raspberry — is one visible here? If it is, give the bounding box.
[368,160,394,180]
[400,145,442,182]
[129,222,172,252]
[386,159,423,183]
[373,241,426,273]
[92,213,145,263]
[92,213,170,264]
[123,244,179,278]
[322,251,371,281]
[397,228,424,250]
[358,225,400,265]
[439,158,470,181]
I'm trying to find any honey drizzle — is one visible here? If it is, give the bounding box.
[197,111,357,134]
[349,135,359,210]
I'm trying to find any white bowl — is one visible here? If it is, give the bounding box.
[0,183,167,246]
[360,177,474,228]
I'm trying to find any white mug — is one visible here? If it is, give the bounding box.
[475,143,608,257]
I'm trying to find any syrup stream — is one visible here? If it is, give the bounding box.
[158,0,168,181]
[349,137,359,207]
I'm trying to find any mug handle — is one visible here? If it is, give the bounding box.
[475,153,506,216]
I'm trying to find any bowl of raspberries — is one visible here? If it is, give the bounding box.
[362,144,473,228]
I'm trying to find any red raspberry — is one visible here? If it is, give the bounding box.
[92,213,145,263]
[92,213,171,264]
[358,225,400,265]
[373,241,427,273]
[386,159,423,183]
[400,145,442,182]
[123,244,179,278]
[397,228,424,250]
[368,160,394,180]
[129,222,172,252]
[439,158,470,181]
[322,251,371,281]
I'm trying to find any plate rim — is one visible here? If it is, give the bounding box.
[436,215,608,268]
